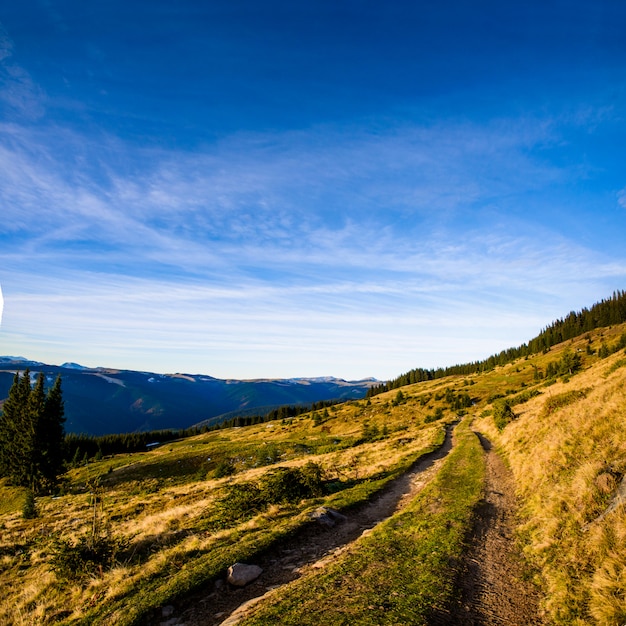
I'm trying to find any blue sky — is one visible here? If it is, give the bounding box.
[1,0,625,380]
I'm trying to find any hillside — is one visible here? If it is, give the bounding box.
[0,358,376,435]
[1,321,626,624]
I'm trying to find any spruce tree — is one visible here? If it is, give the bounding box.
[0,370,66,493]
[0,370,32,484]
[40,375,66,489]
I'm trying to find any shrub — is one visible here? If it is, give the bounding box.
[213,459,236,478]
[260,468,312,504]
[255,443,282,466]
[299,461,325,497]
[22,490,37,519]
[542,388,590,416]
[222,483,265,519]
[260,463,325,503]
[391,390,406,406]
[207,463,326,529]
[360,421,380,442]
[493,400,515,431]
[424,407,444,423]
[51,534,124,580]
[509,389,541,407]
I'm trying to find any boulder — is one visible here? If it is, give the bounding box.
[226,563,263,587]
[310,507,347,528]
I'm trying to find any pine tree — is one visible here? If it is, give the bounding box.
[23,373,46,489]
[0,372,20,477]
[0,370,66,493]
[40,375,66,489]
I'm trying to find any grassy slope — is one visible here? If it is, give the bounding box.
[1,322,626,625]
[238,418,484,626]
[0,386,452,625]
[475,324,626,625]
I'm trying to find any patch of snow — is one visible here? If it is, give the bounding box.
[61,362,89,370]
[91,373,126,387]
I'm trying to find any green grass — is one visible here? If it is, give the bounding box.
[61,426,447,626]
[5,322,626,625]
[238,418,485,625]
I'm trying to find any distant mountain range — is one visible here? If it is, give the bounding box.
[0,357,378,436]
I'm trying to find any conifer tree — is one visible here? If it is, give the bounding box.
[0,370,66,493]
[0,372,20,478]
[40,375,66,487]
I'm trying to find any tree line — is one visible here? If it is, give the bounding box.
[0,369,65,493]
[368,290,626,397]
[65,399,343,463]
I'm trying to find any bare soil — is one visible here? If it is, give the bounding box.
[149,424,456,626]
[443,433,547,625]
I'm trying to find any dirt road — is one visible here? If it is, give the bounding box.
[152,424,456,626]
[445,433,546,625]
[151,427,547,626]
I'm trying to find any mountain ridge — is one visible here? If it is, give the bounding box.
[0,357,378,436]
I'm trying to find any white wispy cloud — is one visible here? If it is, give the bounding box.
[0,25,45,119]
[1,106,624,378]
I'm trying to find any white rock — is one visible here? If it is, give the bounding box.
[226,562,263,587]
[310,506,347,527]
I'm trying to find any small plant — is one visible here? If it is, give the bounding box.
[260,467,313,504]
[22,490,37,519]
[391,390,405,406]
[213,459,236,478]
[424,407,444,423]
[508,388,541,407]
[360,420,380,442]
[255,443,282,466]
[51,534,123,580]
[493,399,515,431]
[207,463,326,529]
[542,388,590,416]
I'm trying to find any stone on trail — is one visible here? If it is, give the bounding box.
[226,562,263,587]
[310,506,347,527]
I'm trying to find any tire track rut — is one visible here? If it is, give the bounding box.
[444,433,547,625]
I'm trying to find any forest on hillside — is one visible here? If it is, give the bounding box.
[368,289,626,396]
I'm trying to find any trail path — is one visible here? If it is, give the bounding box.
[444,433,546,625]
[152,427,547,626]
[151,424,456,626]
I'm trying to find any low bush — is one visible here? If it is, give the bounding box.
[424,407,444,423]
[542,388,590,416]
[493,400,515,431]
[213,459,236,478]
[509,388,541,407]
[21,490,37,519]
[51,534,125,580]
[207,463,326,529]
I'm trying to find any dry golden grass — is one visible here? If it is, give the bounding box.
[3,323,625,624]
[0,389,445,625]
[475,327,626,625]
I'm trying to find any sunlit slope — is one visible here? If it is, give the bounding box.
[1,321,625,625]
[0,382,453,625]
[474,322,626,625]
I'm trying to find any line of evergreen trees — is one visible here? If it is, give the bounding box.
[65,429,189,463]
[219,399,341,429]
[64,399,343,463]
[368,290,626,397]
[0,369,66,493]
